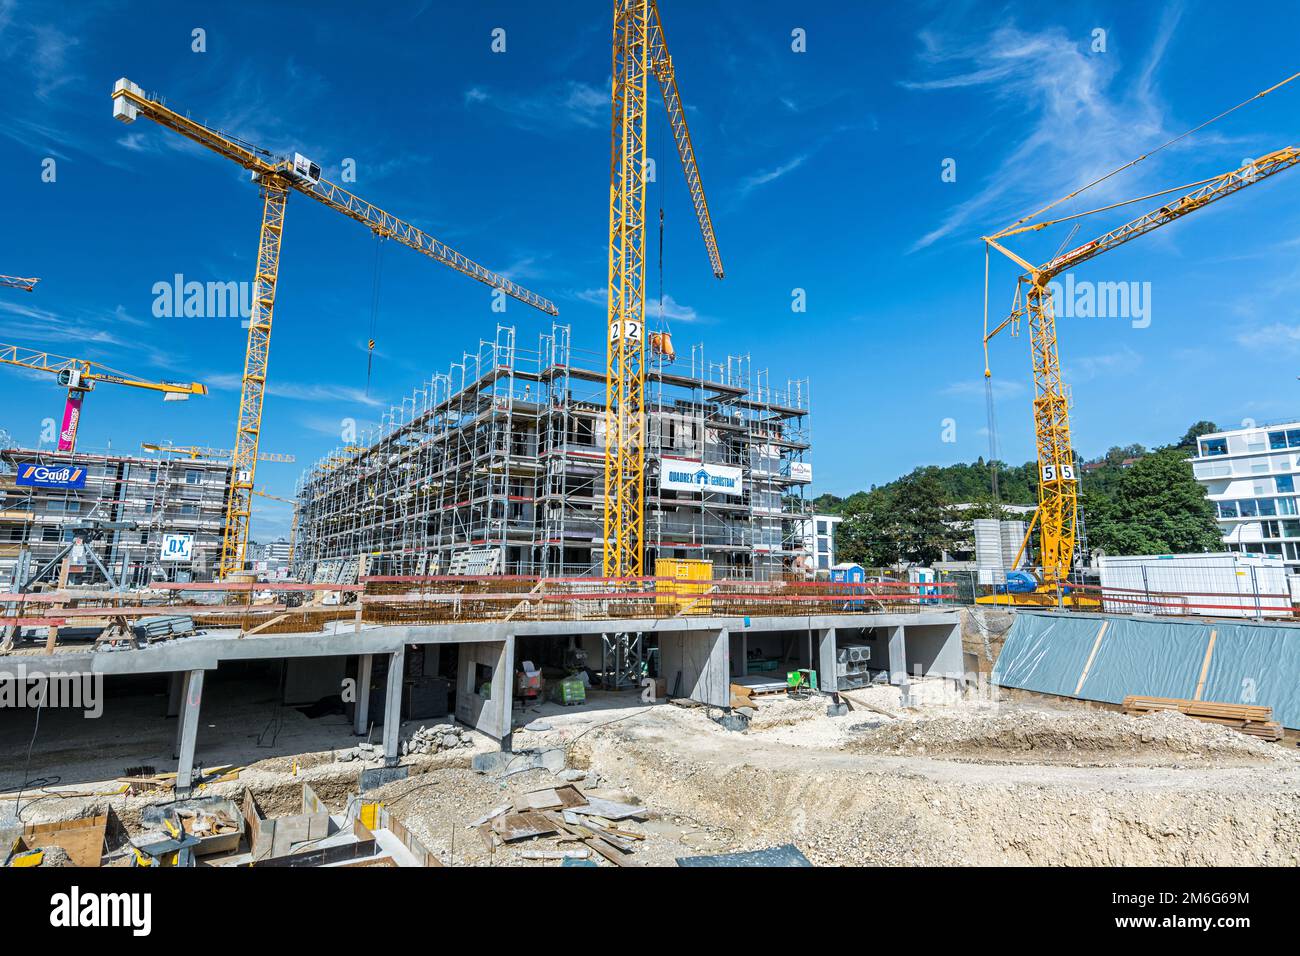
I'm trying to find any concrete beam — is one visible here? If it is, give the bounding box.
[382,646,404,768]
[175,669,205,796]
[354,653,373,737]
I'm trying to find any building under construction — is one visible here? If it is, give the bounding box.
[294,324,814,581]
[0,447,230,587]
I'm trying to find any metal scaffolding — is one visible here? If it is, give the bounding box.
[294,323,812,582]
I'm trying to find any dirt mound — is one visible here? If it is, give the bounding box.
[845,708,1287,766]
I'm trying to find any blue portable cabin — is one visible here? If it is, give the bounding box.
[830,562,867,609]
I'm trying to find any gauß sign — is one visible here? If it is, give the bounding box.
[660,457,743,496]
[15,463,87,490]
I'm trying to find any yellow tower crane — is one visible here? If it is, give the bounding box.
[982,146,1300,604]
[0,276,39,292]
[605,0,724,578]
[0,343,207,453]
[141,442,295,463]
[111,78,557,579]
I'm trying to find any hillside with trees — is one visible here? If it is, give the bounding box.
[817,422,1223,568]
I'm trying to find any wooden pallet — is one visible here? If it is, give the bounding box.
[1122,695,1283,741]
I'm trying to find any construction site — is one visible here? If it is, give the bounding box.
[0,3,1298,896]
[293,323,813,581]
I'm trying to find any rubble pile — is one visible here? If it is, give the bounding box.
[403,723,473,756]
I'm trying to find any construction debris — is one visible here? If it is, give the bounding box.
[400,723,473,756]
[467,780,652,865]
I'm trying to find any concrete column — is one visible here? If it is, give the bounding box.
[499,634,515,752]
[166,671,184,717]
[887,625,911,704]
[175,669,205,796]
[739,632,748,677]
[382,646,405,767]
[817,627,838,693]
[354,653,373,736]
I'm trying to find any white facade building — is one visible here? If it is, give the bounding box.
[1189,421,1300,571]
[797,513,841,572]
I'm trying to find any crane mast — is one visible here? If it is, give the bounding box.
[984,146,1300,594]
[111,78,557,579]
[604,0,723,578]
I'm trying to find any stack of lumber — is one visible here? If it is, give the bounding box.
[1122,695,1283,741]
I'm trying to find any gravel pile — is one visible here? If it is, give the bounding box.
[845,707,1284,764]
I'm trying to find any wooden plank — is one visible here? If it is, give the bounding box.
[584,837,635,867]
[1193,630,1217,701]
[1073,620,1109,696]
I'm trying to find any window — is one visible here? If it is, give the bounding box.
[1288,430,1300,448]
[1270,431,1288,450]
[180,504,198,516]
[1201,437,1227,456]
[1281,498,1298,516]
[473,663,493,698]
[1262,520,1280,539]
[816,520,828,535]
[1284,521,1300,538]
[1278,475,1295,493]
[1218,501,1239,519]
[1259,498,1278,516]
[1239,499,1258,517]
[184,469,201,485]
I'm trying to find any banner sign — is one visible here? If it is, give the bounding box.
[660,457,743,496]
[160,533,193,563]
[15,463,87,490]
[58,392,84,452]
[789,461,813,482]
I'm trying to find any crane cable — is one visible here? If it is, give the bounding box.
[366,233,385,396]
[991,69,1300,241]
[982,242,1000,502]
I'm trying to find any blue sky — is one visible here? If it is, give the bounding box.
[2,0,1299,539]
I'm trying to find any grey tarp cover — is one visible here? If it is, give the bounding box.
[987,613,1101,697]
[991,611,1300,729]
[1076,616,1211,705]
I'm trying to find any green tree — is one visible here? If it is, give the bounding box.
[1084,447,1221,555]
[1176,420,1219,448]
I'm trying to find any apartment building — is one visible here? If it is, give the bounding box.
[796,513,840,572]
[294,324,815,581]
[0,447,230,587]
[1189,421,1300,570]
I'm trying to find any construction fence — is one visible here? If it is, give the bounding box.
[0,576,959,649]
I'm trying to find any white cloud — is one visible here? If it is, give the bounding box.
[463,81,606,132]
[943,378,1025,398]
[903,8,1183,251]
[573,288,707,324]
[738,154,809,195]
[206,373,386,408]
[1236,322,1300,352]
